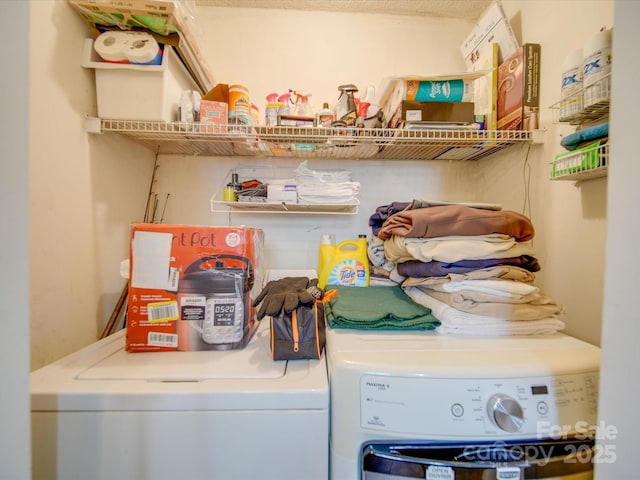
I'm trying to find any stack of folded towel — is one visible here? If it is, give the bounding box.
[294,160,360,204]
[325,284,439,331]
[367,200,565,336]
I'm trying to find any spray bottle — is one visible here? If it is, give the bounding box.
[362,85,383,128]
[293,91,314,125]
[277,92,293,125]
[333,84,358,127]
[265,92,279,126]
[318,234,370,288]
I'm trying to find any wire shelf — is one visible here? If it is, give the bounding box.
[209,166,360,215]
[99,119,533,161]
[551,75,610,125]
[550,142,608,182]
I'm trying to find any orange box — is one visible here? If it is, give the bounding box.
[126,223,265,352]
[199,99,228,133]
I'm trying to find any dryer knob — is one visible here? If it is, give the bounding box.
[487,394,524,432]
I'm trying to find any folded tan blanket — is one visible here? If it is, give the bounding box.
[377,205,534,241]
[424,289,563,320]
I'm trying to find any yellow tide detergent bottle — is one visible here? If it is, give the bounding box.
[318,234,370,289]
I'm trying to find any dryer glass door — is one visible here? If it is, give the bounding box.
[362,437,594,479]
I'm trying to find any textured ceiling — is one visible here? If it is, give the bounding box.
[194,0,493,21]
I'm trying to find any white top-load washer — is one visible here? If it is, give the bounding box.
[31,271,328,480]
[326,327,601,480]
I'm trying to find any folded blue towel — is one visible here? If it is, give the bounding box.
[561,122,608,150]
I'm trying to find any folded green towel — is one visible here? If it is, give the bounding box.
[325,285,440,330]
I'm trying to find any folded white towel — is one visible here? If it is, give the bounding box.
[404,286,565,336]
[427,278,539,298]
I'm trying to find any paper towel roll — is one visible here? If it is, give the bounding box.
[127,34,163,64]
[94,31,162,65]
[93,31,129,63]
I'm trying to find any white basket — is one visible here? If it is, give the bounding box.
[82,38,199,122]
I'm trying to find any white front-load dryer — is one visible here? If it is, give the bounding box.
[31,317,329,480]
[326,327,601,480]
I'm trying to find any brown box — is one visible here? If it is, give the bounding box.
[401,101,475,124]
[497,43,541,130]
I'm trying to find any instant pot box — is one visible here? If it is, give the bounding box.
[126,224,265,352]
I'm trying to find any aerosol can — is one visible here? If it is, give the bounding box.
[332,84,359,127]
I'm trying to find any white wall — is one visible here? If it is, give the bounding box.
[29,1,155,369]
[1,2,30,479]
[596,1,640,477]
[487,0,613,345]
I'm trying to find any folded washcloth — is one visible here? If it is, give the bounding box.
[325,285,439,330]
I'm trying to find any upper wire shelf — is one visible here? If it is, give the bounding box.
[98,119,534,161]
[550,74,610,125]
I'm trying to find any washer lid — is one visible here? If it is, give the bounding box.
[325,326,601,377]
[77,325,285,382]
[31,321,328,412]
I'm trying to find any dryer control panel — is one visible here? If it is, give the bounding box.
[360,372,599,439]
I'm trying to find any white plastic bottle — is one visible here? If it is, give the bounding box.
[317,102,335,127]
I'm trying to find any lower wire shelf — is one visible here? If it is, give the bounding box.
[550,142,608,182]
[210,196,360,215]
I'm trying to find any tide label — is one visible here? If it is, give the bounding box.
[327,260,367,287]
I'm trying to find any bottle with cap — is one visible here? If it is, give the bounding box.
[265,93,279,126]
[223,172,241,202]
[318,233,369,288]
[317,102,335,127]
[318,233,336,287]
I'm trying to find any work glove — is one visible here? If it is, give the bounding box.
[253,277,317,320]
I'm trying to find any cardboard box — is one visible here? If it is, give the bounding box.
[401,101,475,124]
[468,43,499,130]
[379,73,485,129]
[497,43,541,130]
[81,38,199,121]
[199,99,228,132]
[460,0,519,68]
[126,224,265,352]
[267,181,298,203]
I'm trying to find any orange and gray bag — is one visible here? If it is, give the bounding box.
[270,299,327,361]
[252,276,333,360]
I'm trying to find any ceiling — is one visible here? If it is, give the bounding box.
[194,0,493,21]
